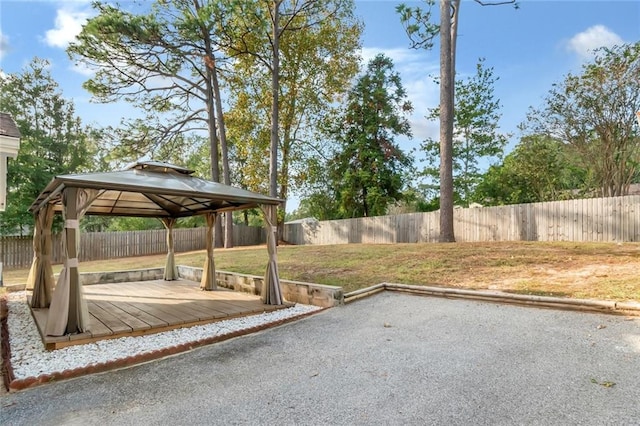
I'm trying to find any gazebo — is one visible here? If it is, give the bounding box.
[26,161,284,337]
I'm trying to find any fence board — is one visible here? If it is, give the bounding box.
[283,195,640,246]
[0,225,265,270]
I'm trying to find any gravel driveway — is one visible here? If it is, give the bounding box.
[3,292,640,425]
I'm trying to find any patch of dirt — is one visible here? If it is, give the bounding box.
[468,262,640,300]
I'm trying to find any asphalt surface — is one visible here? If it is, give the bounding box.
[2,292,640,425]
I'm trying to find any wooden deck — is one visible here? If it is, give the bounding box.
[30,279,289,350]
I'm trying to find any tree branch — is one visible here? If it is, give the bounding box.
[473,0,517,6]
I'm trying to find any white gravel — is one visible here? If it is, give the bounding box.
[6,291,321,380]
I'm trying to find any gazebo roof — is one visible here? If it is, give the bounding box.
[29,161,282,218]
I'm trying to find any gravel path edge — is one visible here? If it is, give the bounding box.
[345,282,640,316]
[2,293,325,393]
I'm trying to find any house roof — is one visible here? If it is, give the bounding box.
[29,161,282,217]
[0,112,21,138]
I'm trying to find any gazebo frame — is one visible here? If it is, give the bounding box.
[26,161,284,337]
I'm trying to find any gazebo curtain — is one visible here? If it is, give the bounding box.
[26,203,55,308]
[161,218,178,280]
[200,212,217,290]
[260,204,283,305]
[45,187,98,336]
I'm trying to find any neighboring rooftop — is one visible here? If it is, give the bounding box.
[0,112,21,139]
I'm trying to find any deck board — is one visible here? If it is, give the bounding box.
[115,302,169,328]
[29,278,290,350]
[126,301,188,325]
[87,313,113,338]
[92,300,152,331]
[87,302,133,334]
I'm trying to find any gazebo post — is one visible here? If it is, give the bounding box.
[200,212,217,290]
[161,217,178,280]
[65,187,83,333]
[260,204,283,305]
[46,187,94,336]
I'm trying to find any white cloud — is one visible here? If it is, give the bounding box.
[405,77,439,141]
[0,30,8,60]
[565,25,624,60]
[361,46,416,66]
[71,61,96,76]
[44,8,90,48]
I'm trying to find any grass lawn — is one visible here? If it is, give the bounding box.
[3,242,640,301]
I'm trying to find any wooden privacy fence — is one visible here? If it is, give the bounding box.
[0,225,265,270]
[283,195,640,245]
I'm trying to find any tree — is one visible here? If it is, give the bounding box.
[473,135,585,205]
[269,0,281,202]
[525,42,640,197]
[224,92,270,194]
[287,192,340,222]
[293,154,343,221]
[219,0,361,224]
[68,0,234,246]
[421,59,508,205]
[327,54,413,218]
[0,58,96,234]
[397,0,516,241]
[71,0,361,242]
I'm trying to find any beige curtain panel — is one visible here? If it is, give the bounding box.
[26,203,55,309]
[161,217,179,280]
[45,188,98,336]
[200,212,217,290]
[260,204,283,305]
[25,213,41,291]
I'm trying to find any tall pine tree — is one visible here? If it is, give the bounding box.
[421,59,507,206]
[328,54,413,218]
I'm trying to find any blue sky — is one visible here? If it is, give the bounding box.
[356,1,639,147]
[0,0,639,208]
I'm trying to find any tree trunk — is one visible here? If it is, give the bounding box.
[278,157,289,241]
[210,58,234,248]
[205,92,219,184]
[439,0,455,242]
[270,1,281,244]
[193,0,224,247]
[450,0,460,78]
[363,186,369,217]
[278,77,298,242]
[204,77,223,247]
[270,1,280,200]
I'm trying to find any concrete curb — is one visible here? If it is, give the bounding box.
[344,283,640,316]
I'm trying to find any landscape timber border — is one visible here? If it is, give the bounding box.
[344,283,640,316]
